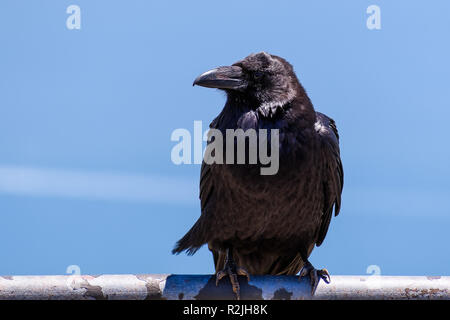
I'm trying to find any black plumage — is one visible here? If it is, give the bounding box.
[172,52,343,296]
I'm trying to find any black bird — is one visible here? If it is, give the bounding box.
[173,52,343,299]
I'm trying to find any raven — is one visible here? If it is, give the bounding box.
[173,52,343,299]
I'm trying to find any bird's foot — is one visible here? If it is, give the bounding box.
[299,261,330,296]
[215,262,250,300]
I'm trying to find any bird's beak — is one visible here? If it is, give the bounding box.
[193,66,246,90]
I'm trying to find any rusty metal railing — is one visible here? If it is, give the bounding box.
[0,274,448,300]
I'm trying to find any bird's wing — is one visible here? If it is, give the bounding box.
[315,112,344,246]
[200,161,215,213]
[171,161,214,255]
[172,120,220,255]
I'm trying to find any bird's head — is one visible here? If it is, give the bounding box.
[193,52,303,115]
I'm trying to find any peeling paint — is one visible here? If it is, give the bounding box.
[80,281,107,300]
[405,287,448,299]
[272,288,293,300]
[135,274,165,300]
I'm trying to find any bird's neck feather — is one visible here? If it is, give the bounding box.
[212,94,316,131]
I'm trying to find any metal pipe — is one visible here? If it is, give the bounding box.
[0,274,448,300]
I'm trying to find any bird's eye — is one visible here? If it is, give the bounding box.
[254,71,264,79]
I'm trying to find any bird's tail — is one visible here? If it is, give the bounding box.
[172,219,207,255]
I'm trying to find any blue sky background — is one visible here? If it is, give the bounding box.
[0,1,449,276]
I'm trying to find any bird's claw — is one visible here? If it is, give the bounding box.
[299,261,330,296]
[215,265,250,300]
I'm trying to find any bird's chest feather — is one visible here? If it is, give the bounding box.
[211,113,325,242]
